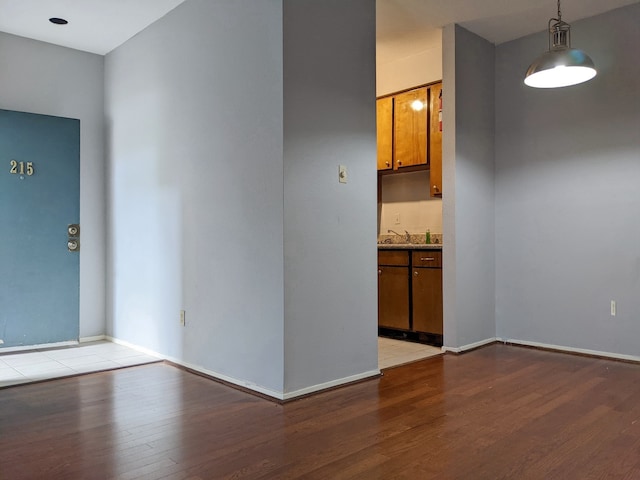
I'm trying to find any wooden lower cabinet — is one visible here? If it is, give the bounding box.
[412,267,443,334]
[378,249,443,340]
[411,250,443,335]
[378,266,410,330]
[378,251,410,330]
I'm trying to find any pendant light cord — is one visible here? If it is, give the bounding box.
[557,0,562,21]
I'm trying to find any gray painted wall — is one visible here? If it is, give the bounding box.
[442,25,496,350]
[495,4,640,356]
[282,0,378,394]
[0,32,106,340]
[105,0,378,397]
[105,0,285,394]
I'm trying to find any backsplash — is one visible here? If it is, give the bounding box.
[378,232,443,245]
[378,170,442,235]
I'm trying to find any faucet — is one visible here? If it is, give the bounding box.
[388,229,411,243]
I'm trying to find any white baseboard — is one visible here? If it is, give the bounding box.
[500,338,640,363]
[106,336,285,400]
[106,336,380,401]
[105,336,163,359]
[167,357,286,400]
[0,335,107,353]
[282,370,381,401]
[0,340,78,353]
[79,335,106,343]
[443,337,498,354]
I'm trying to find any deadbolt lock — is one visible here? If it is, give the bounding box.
[68,239,80,252]
[68,224,80,237]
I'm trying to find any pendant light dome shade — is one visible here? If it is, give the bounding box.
[524,0,596,88]
[525,48,596,88]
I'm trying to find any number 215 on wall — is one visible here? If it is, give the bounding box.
[9,160,35,176]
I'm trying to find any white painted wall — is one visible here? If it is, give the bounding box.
[442,25,496,351]
[495,4,640,356]
[379,171,443,235]
[105,0,285,395]
[377,31,443,97]
[283,0,379,395]
[0,32,106,340]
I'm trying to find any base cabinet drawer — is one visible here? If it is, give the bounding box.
[412,251,442,268]
[379,250,410,266]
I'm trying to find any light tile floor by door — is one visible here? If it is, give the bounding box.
[0,341,161,388]
[378,336,443,370]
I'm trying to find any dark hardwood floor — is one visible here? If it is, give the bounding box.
[2,344,640,479]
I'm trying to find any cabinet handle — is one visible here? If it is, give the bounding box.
[398,160,402,166]
[420,257,435,261]
[385,161,390,167]
[414,271,419,276]
[378,269,382,275]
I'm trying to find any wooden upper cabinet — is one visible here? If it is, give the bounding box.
[429,82,443,197]
[376,96,393,171]
[393,87,428,169]
[376,84,440,173]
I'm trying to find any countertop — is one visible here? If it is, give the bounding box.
[377,243,443,250]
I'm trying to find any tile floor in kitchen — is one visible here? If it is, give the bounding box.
[378,336,443,369]
[0,337,442,388]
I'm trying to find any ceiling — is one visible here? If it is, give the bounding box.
[0,0,637,56]
[0,0,187,55]
[377,0,640,63]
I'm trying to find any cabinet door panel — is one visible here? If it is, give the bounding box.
[378,266,410,330]
[429,82,443,196]
[376,97,393,171]
[394,87,427,169]
[412,268,443,334]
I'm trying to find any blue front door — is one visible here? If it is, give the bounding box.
[0,109,80,348]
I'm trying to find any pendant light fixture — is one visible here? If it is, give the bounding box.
[524,0,597,88]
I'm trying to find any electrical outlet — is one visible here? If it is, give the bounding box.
[180,310,186,326]
[0,339,4,344]
[611,301,616,317]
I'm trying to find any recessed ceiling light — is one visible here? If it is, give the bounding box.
[49,18,68,25]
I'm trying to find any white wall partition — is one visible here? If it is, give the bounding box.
[282,0,378,396]
[105,0,286,395]
[442,25,497,351]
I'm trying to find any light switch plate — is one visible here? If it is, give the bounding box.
[339,165,348,184]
